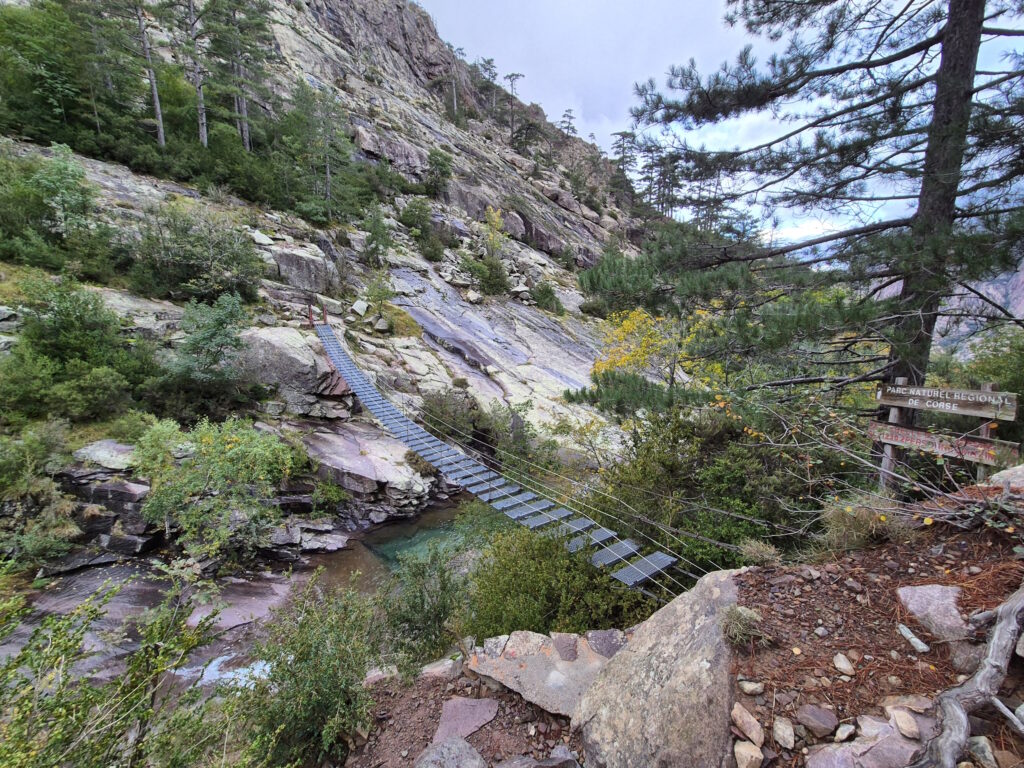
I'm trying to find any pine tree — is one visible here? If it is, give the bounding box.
[503,72,523,144]
[207,0,275,151]
[630,0,1024,397]
[161,0,212,147]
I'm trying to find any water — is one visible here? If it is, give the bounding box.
[308,503,460,594]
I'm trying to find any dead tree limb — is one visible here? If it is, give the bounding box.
[908,579,1024,768]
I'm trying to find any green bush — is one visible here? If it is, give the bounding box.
[420,232,445,262]
[420,389,481,442]
[231,570,379,767]
[378,543,463,674]
[360,204,393,268]
[530,281,565,314]
[135,419,300,562]
[399,196,432,232]
[0,421,67,500]
[0,346,59,423]
[425,149,453,198]
[49,363,130,422]
[465,527,654,639]
[131,202,264,302]
[565,370,672,419]
[479,255,510,295]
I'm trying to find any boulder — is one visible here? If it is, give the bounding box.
[897,584,981,672]
[300,422,434,526]
[89,287,184,338]
[73,440,136,471]
[413,737,486,768]
[467,629,622,717]
[268,242,340,295]
[250,229,274,246]
[574,570,738,768]
[984,463,1024,488]
[238,327,352,418]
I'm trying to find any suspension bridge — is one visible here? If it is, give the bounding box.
[311,314,678,590]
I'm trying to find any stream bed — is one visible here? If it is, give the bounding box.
[0,504,462,684]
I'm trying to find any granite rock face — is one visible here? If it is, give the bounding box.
[238,327,353,418]
[574,570,738,768]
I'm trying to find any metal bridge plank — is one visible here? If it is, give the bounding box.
[611,552,676,587]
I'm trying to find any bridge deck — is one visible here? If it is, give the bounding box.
[314,322,676,589]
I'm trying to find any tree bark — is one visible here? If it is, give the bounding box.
[885,0,986,401]
[187,0,207,148]
[136,5,165,147]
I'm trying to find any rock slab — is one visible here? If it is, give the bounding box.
[467,629,621,717]
[574,570,738,768]
[432,696,498,743]
[414,737,486,768]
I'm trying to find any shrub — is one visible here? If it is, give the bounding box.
[530,282,565,314]
[131,202,264,302]
[0,421,67,500]
[312,480,350,514]
[135,419,299,562]
[464,527,654,639]
[721,605,768,647]
[18,278,122,367]
[817,492,909,553]
[378,544,463,674]
[477,399,558,476]
[420,232,445,262]
[49,364,131,422]
[420,389,480,442]
[424,149,453,198]
[231,570,379,766]
[404,449,437,477]
[361,204,393,268]
[0,346,58,423]
[564,370,671,419]
[738,538,783,567]
[399,196,432,232]
[479,254,510,295]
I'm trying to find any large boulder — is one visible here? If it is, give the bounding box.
[267,242,340,295]
[300,421,435,528]
[574,570,738,768]
[238,327,352,418]
[89,287,184,339]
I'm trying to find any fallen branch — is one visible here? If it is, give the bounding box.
[908,578,1024,768]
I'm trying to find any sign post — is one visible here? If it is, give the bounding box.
[872,381,1020,489]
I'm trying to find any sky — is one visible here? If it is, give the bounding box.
[417,0,753,152]
[416,0,828,241]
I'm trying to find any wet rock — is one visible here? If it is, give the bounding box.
[36,549,121,578]
[413,737,486,768]
[97,532,158,556]
[796,704,839,738]
[576,570,737,768]
[432,697,498,743]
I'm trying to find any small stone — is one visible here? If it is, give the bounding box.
[834,723,856,742]
[734,740,763,768]
[773,717,796,750]
[796,704,839,738]
[889,707,921,739]
[738,680,765,696]
[898,623,932,653]
[731,702,765,746]
[466,289,482,304]
[887,675,904,687]
[845,578,864,593]
[814,626,830,638]
[833,653,856,676]
[968,736,999,768]
[969,565,983,575]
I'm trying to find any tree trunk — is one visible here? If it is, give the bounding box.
[885,0,985,400]
[187,0,207,148]
[136,5,165,147]
[236,62,251,152]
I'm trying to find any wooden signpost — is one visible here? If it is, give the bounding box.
[874,380,1020,488]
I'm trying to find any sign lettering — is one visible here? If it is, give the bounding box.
[875,385,1017,421]
[868,421,1020,467]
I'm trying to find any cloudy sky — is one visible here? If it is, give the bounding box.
[418,0,753,151]
[416,0,828,240]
